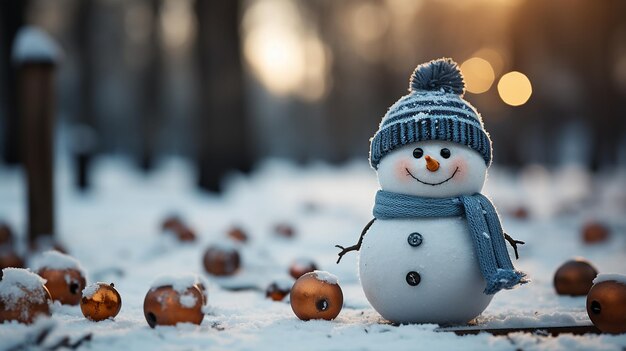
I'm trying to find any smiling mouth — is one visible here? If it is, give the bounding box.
[405,167,459,186]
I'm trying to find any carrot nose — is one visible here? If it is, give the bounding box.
[425,155,440,172]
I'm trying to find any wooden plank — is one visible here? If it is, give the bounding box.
[436,324,602,336]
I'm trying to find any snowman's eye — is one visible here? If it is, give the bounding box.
[413,148,423,159]
[440,148,451,159]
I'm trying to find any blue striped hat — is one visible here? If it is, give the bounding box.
[369,58,492,169]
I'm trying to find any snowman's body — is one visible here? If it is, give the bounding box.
[342,58,524,325]
[357,140,495,324]
[359,217,493,324]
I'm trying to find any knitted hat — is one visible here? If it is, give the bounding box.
[369,58,492,169]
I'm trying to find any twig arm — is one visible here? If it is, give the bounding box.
[336,218,376,264]
[504,232,525,260]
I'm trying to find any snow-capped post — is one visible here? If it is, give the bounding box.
[12,26,61,247]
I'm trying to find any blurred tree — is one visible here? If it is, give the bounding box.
[73,0,96,190]
[511,0,626,170]
[194,0,250,191]
[138,0,163,172]
[311,0,395,163]
[0,0,28,165]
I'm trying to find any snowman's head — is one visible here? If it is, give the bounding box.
[369,58,493,198]
[376,140,487,198]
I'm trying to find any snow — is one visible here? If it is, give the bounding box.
[0,268,48,306]
[12,26,61,64]
[313,270,339,285]
[82,283,103,299]
[593,274,626,285]
[207,241,239,252]
[0,156,625,350]
[31,250,84,275]
[178,294,198,308]
[150,273,204,309]
[150,273,201,293]
[291,258,316,270]
[270,278,293,291]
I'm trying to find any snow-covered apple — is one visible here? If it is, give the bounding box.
[291,271,343,321]
[587,274,626,334]
[80,282,122,321]
[143,274,205,328]
[32,250,86,306]
[0,268,51,324]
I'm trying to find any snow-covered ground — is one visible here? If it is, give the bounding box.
[1,157,625,351]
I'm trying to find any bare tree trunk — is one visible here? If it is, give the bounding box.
[310,0,397,163]
[194,0,250,192]
[138,0,163,172]
[0,0,28,165]
[586,0,624,170]
[73,0,97,190]
[510,0,625,170]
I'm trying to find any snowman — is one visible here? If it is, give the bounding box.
[336,58,527,325]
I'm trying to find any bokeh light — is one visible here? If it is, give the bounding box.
[472,48,505,76]
[350,3,389,43]
[160,0,195,50]
[241,0,329,101]
[242,0,302,96]
[460,57,495,94]
[497,71,532,106]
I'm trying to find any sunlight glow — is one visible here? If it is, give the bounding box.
[242,0,329,101]
[472,48,505,76]
[461,57,495,94]
[351,3,389,43]
[498,71,532,106]
[160,0,195,50]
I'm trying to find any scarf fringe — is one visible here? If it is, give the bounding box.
[484,269,528,295]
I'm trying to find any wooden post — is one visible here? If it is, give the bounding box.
[13,27,60,247]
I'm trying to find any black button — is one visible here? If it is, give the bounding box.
[407,232,423,247]
[406,271,421,286]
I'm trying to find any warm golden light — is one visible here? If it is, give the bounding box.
[460,57,495,94]
[241,0,329,101]
[160,0,195,50]
[472,48,505,75]
[243,26,304,95]
[497,71,532,106]
[350,3,389,43]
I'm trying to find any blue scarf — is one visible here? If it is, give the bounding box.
[373,190,526,295]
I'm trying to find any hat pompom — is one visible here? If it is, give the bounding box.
[409,58,465,95]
